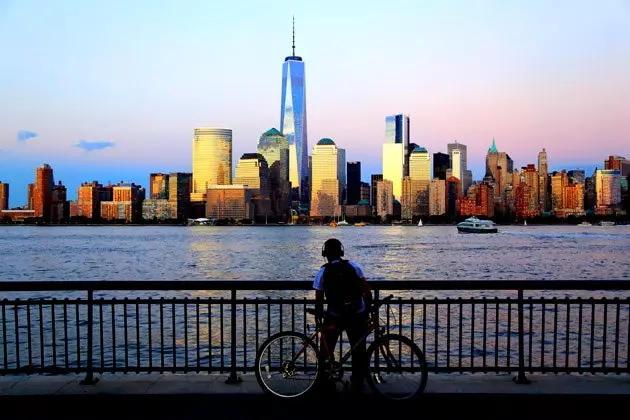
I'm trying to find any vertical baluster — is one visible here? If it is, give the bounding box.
[577,299,583,373]
[124,299,129,370]
[220,297,224,372]
[243,297,248,372]
[51,299,57,369]
[494,298,499,370]
[589,299,595,372]
[196,297,200,373]
[148,298,153,372]
[136,298,141,373]
[111,299,116,372]
[225,289,241,384]
[99,299,104,372]
[256,299,260,353]
[26,300,32,370]
[38,299,45,370]
[81,289,96,384]
[552,299,558,372]
[471,298,475,369]
[483,299,487,370]
[160,298,164,372]
[507,298,512,369]
[422,299,427,357]
[14,300,21,371]
[565,301,571,370]
[2,301,7,371]
[541,298,546,370]
[434,298,439,372]
[64,300,69,370]
[208,299,212,373]
[446,300,451,369]
[614,298,620,372]
[76,299,81,372]
[515,289,529,384]
[528,298,533,371]
[602,298,608,369]
[172,301,176,372]
[183,298,188,372]
[458,298,463,371]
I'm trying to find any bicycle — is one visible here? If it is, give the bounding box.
[254,294,428,400]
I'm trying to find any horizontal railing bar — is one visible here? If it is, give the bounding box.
[2,280,630,292]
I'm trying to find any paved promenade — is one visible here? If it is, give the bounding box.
[1,372,629,419]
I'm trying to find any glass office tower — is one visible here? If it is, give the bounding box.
[192,128,232,202]
[280,19,308,206]
[382,114,410,200]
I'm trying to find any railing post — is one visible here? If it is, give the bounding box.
[513,288,530,385]
[80,287,99,385]
[225,288,242,384]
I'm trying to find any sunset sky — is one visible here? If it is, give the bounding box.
[1,0,629,207]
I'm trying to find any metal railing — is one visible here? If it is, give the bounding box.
[1,280,629,385]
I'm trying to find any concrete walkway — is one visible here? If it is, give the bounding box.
[1,372,629,419]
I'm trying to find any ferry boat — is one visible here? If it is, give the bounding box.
[456,216,498,234]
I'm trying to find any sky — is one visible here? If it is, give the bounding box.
[1,0,629,208]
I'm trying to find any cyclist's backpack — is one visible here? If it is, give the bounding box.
[322,260,364,315]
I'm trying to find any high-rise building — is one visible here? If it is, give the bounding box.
[538,148,549,212]
[370,174,383,216]
[360,182,370,202]
[258,128,290,220]
[551,170,569,211]
[192,127,232,202]
[27,183,35,210]
[149,173,170,199]
[310,138,340,218]
[409,146,431,216]
[595,169,621,207]
[376,179,393,219]
[382,114,410,200]
[604,155,630,176]
[34,164,54,219]
[433,152,449,181]
[234,153,271,221]
[78,181,103,219]
[429,179,446,216]
[0,181,8,211]
[346,162,361,205]
[447,141,471,193]
[206,185,253,220]
[51,181,69,222]
[280,18,308,204]
[337,148,346,204]
[168,172,192,221]
[567,170,586,185]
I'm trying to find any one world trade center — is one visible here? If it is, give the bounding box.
[280,17,308,207]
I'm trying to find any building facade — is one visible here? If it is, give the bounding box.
[382,114,410,200]
[206,185,253,220]
[34,164,54,219]
[192,127,232,202]
[280,20,308,203]
[0,181,8,211]
[149,173,170,199]
[310,138,340,218]
[346,162,361,205]
[234,153,271,222]
[258,128,290,220]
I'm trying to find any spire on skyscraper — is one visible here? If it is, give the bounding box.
[292,15,295,57]
[489,136,498,153]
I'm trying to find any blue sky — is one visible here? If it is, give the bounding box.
[1,0,629,207]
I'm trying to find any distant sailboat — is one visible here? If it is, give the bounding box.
[418,219,423,227]
[524,220,527,226]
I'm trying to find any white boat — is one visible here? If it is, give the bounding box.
[417,219,423,227]
[524,220,527,226]
[598,221,615,226]
[578,221,592,226]
[456,216,498,234]
[337,219,350,226]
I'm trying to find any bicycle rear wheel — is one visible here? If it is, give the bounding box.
[255,331,322,398]
[365,334,427,400]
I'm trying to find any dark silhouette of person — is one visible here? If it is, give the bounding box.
[313,238,373,393]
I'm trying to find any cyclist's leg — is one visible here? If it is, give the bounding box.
[345,312,369,392]
[320,315,341,392]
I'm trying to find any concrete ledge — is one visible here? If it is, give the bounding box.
[1,373,629,419]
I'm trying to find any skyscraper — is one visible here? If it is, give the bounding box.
[433,152,449,181]
[447,141,472,194]
[538,148,549,212]
[280,17,308,204]
[382,114,410,200]
[168,172,192,221]
[149,173,170,199]
[0,181,8,211]
[234,153,270,221]
[310,138,340,218]
[34,163,54,219]
[258,128,290,219]
[192,127,232,202]
[346,162,361,205]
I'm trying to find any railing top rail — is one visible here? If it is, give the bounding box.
[1,279,630,292]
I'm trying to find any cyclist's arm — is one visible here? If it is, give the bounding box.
[315,290,325,317]
[361,277,373,308]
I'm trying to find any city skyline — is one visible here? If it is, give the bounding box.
[1,0,629,207]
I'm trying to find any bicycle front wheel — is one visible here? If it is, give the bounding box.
[365,334,427,401]
[255,331,322,399]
